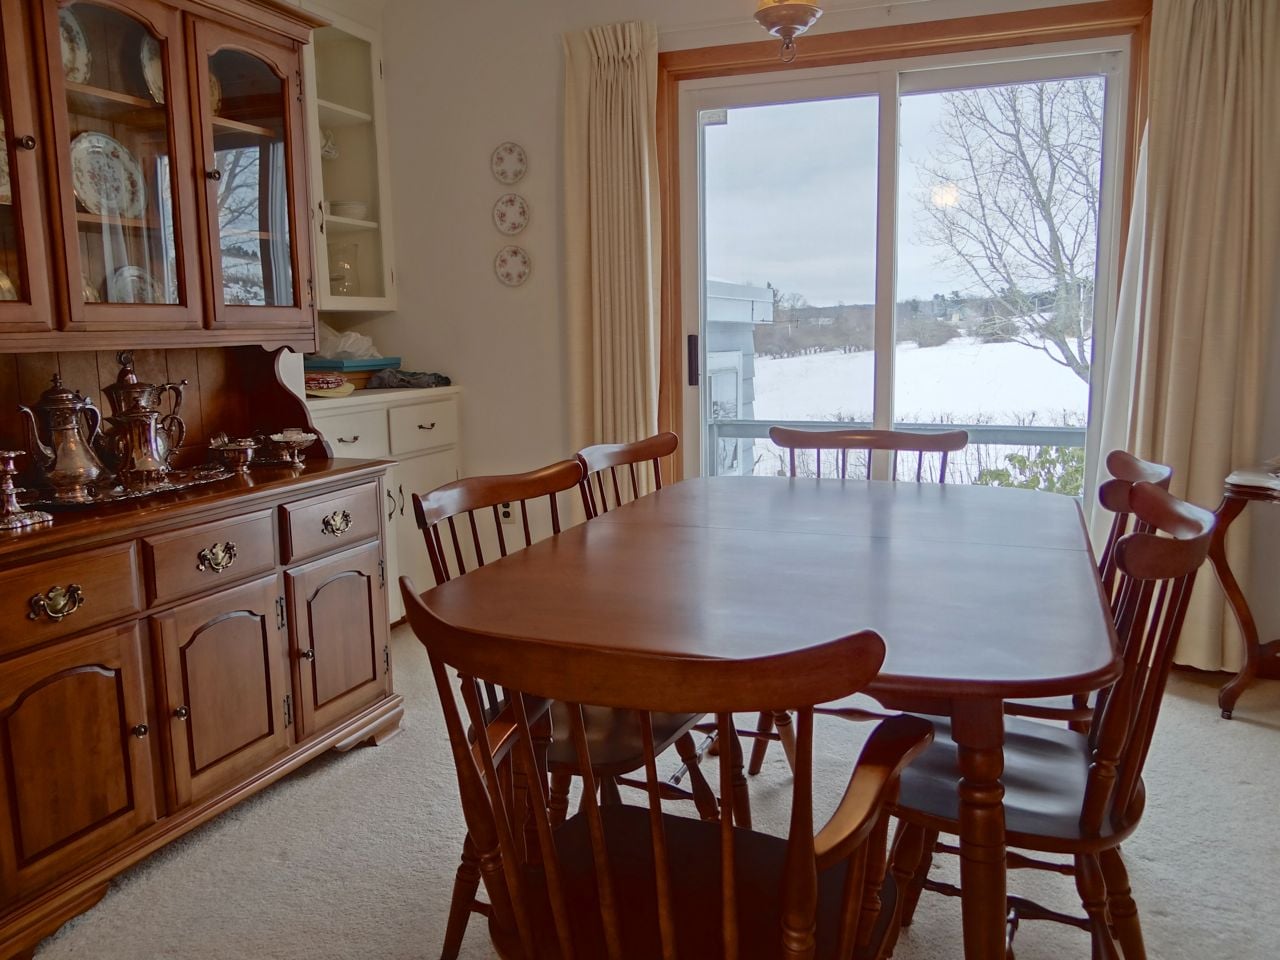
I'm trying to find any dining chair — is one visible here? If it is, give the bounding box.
[402,576,935,960]
[411,460,719,958]
[767,426,970,483]
[1005,449,1174,733]
[886,481,1214,960]
[749,426,970,776]
[576,430,678,516]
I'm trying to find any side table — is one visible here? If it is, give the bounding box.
[1210,467,1280,718]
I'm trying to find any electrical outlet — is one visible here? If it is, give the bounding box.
[499,502,516,524]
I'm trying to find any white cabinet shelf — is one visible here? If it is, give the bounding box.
[303,7,397,312]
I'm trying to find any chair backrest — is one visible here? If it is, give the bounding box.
[767,426,969,483]
[411,459,588,585]
[576,431,679,516]
[401,577,906,959]
[1081,482,1214,836]
[1096,450,1174,603]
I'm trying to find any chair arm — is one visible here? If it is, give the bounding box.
[813,715,934,870]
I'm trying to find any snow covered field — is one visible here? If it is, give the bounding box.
[752,336,1088,425]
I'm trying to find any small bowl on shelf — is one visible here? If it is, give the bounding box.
[258,430,317,468]
[327,200,368,220]
[209,436,258,475]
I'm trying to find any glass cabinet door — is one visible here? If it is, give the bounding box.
[42,0,201,330]
[194,22,312,329]
[0,0,53,334]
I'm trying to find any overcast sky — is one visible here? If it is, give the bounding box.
[704,93,961,305]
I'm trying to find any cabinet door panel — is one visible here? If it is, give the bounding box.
[192,20,313,330]
[394,450,460,598]
[153,574,290,807]
[40,0,202,330]
[0,0,53,334]
[287,541,389,737]
[0,623,156,903]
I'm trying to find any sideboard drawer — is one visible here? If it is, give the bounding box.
[143,510,277,606]
[389,398,458,455]
[0,542,143,656]
[312,409,389,459]
[281,481,382,563]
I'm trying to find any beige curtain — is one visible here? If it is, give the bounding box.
[1090,0,1280,670]
[563,22,661,453]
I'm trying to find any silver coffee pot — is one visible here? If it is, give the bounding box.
[96,352,187,485]
[17,374,107,503]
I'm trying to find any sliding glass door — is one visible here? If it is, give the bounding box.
[683,44,1127,491]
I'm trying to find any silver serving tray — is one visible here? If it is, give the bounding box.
[24,466,233,509]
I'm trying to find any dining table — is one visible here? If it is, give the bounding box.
[418,475,1122,960]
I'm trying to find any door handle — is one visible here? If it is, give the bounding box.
[386,488,396,520]
[398,484,405,517]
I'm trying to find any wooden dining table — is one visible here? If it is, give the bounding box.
[419,476,1122,960]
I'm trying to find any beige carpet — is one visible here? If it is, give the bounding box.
[38,625,1280,959]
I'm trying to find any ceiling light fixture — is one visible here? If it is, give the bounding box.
[754,1,824,63]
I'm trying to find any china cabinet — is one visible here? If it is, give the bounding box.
[0,0,324,353]
[301,6,397,311]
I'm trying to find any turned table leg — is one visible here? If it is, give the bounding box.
[1209,495,1261,719]
[951,698,1008,960]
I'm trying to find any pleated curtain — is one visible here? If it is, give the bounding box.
[562,22,661,459]
[1089,0,1280,669]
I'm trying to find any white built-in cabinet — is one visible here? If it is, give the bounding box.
[301,3,397,311]
[307,388,461,622]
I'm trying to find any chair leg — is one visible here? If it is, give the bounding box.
[548,769,572,827]
[1099,848,1146,960]
[674,732,720,820]
[747,710,774,775]
[773,709,798,771]
[1074,853,1121,960]
[441,835,481,960]
[894,824,939,928]
[600,775,622,806]
[727,728,752,829]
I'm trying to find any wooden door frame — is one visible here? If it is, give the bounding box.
[655,0,1152,481]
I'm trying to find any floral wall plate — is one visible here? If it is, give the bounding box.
[70,132,146,219]
[491,142,527,184]
[492,193,529,235]
[495,246,531,287]
[60,9,91,84]
[141,35,165,104]
[108,266,163,304]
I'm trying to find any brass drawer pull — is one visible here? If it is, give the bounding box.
[28,584,85,623]
[418,422,436,430]
[336,435,360,444]
[322,509,353,537]
[196,540,238,573]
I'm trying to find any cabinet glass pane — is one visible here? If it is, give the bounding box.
[209,50,294,307]
[0,15,24,301]
[59,3,180,305]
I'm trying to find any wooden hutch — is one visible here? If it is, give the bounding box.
[0,1,403,955]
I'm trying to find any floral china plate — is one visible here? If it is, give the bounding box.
[491,141,527,185]
[495,245,531,287]
[108,266,164,304]
[70,132,147,219]
[0,270,17,301]
[141,35,165,103]
[60,8,91,84]
[492,193,529,235]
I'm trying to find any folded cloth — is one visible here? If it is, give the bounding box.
[366,369,452,390]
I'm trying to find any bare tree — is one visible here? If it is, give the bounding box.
[915,78,1105,383]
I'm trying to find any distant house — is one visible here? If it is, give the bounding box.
[705,279,773,475]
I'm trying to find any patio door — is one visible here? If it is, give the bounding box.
[682,43,1128,492]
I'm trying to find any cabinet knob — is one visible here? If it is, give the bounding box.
[17,135,36,151]
[299,648,316,662]
[206,168,223,181]
[132,723,150,739]
[174,706,190,720]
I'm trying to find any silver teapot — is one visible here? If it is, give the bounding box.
[18,374,107,503]
[96,352,187,484]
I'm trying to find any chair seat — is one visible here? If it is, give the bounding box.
[1004,693,1094,722]
[895,715,1137,853]
[509,804,892,960]
[547,705,701,773]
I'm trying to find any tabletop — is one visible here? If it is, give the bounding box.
[422,477,1121,701]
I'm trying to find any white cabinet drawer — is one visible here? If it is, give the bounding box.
[389,398,458,455]
[312,409,389,459]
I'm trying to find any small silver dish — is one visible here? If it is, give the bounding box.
[210,436,258,475]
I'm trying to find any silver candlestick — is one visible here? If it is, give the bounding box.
[0,450,53,531]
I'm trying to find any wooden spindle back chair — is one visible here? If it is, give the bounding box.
[576,431,678,516]
[1006,449,1174,731]
[402,577,934,960]
[411,460,719,957]
[889,482,1214,959]
[767,427,970,483]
